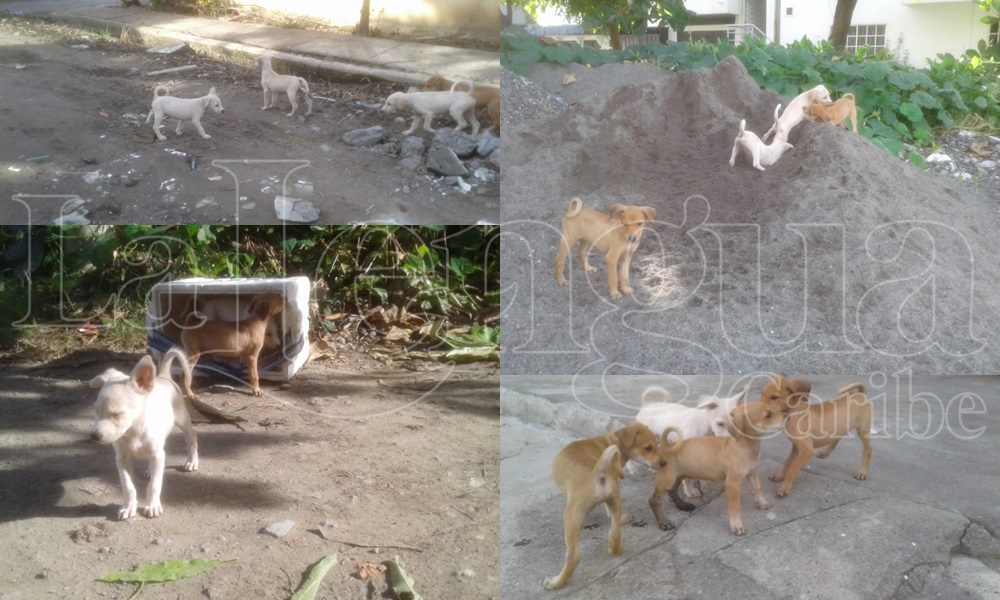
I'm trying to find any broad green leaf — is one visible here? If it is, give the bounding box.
[290,554,339,600]
[98,559,222,584]
[872,136,906,157]
[897,102,925,123]
[383,556,423,600]
[973,96,988,109]
[908,153,928,169]
[541,44,576,65]
[887,69,918,91]
[909,90,941,110]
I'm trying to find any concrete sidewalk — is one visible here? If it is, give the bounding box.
[501,375,1000,599]
[1,0,499,86]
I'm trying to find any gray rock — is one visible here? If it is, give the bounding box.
[979,160,997,170]
[274,196,320,223]
[426,147,469,177]
[487,147,501,169]
[398,157,423,171]
[476,133,500,157]
[473,167,495,183]
[401,136,426,158]
[261,520,296,538]
[341,126,385,147]
[432,129,478,157]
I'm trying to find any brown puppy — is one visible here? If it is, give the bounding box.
[544,423,665,591]
[804,93,859,134]
[424,74,500,135]
[764,378,873,497]
[180,293,284,397]
[554,197,656,300]
[649,401,786,535]
[760,375,812,414]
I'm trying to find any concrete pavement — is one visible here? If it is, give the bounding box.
[501,376,1000,599]
[0,0,499,86]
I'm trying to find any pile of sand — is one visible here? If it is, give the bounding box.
[500,55,1000,375]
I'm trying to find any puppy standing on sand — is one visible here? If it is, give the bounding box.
[423,74,500,135]
[381,80,480,136]
[180,293,284,397]
[761,84,832,142]
[761,376,873,497]
[90,348,199,520]
[804,93,859,135]
[648,401,786,535]
[544,423,665,591]
[729,116,794,171]
[554,197,656,300]
[259,55,313,117]
[145,85,224,141]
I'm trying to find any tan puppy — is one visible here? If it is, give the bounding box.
[729,116,794,171]
[423,75,500,135]
[381,81,480,136]
[554,197,656,300]
[184,295,283,352]
[648,401,786,535]
[259,55,313,117]
[145,85,224,141]
[180,293,284,397]
[544,422,666,591]
[760,375,812,414]
[763,378,873,497]
[804,93,859,135]
[762,84,833,142]
[89,348,199,520]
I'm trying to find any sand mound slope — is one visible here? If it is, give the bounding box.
[501,55,1000,375]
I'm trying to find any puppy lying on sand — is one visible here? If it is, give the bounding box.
[729,117,794,171]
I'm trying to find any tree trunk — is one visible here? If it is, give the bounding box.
[502,0,513,28]
[828,0,859,50]
[359,0,371,36]
[609,23,621,50]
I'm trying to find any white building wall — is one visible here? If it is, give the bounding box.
[776,0,990,66]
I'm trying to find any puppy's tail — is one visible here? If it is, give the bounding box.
[641,386,671,406]
[298,77,310,94]
[161,347,197,403]
[449,80,475,93]
[773,103,781,120]
[565,197,583,218]
[659,426,684,453]
[838,383,865,396]
[842,93,855,101]
[593,444,619,476]
[153,85,168,99]
[739,118,746,136]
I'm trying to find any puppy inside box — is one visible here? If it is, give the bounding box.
[147,290,300,385]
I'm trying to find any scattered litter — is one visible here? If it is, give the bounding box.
[562,74,577,86]
[319,143,332,152]
[160,178,177,191]
[196,197,216,209]
[455,568,475,579]
[14,63,25,70]
[147,41,188,54]
[98,111,110,119]
[128,153,141,159]
[310,126,321,133]
[208,384,236,393]
[70,44,89,49]
[294,181,314,196]
[355,101,382,110]
[311,95,337,103]
[455,177,472,193]
[165,148,187,157]
[145,64,198,77]
[54,213,90,225]
[468,477,485,488]
[242,202,255,210]
[122,112,143,126]
[208,175,222,181]
[261,520,296,539]
[925,153,952,164]
[357,562,386,581]
[190,157,198,170]
[25,155,50,163]
[275,196,320,223]
[82,170,102,184]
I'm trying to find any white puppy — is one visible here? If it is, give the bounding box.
[762,84,832,142]
[145,85,224,141]
[185,294,284,351]
[259,55,313,117]
[729,117,794,171]
[90,348,199,520]
[636,384,749,497]
[381,80,480,136]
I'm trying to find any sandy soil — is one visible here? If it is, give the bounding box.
[0,18,499,225]
[500,56,1000,375]
[0,349,499,599]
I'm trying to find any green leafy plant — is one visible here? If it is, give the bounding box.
[98,558,228,599]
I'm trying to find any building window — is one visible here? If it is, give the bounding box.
[786,7,793,16]
[990,23,998,47]
[845,24,886,54]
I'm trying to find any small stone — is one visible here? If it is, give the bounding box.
[473,167,495,183]
[456,568,475,579]
[476,133,500,157]
[979,160,996,170]
[341,126,385,146]
[400,136,426,158]
[402,185,411,194]
[399,157,423,171]
[426,147,469,176]
[274,196,320,222]
[152,537,170,545]
[261,520,296,538]
[98,546,111,554]
[320,518,337,528]
[200,544,212,553]
[959,130,975,138]
[469,477,486,488]
[431,129,478,157]
[926,153,952,164]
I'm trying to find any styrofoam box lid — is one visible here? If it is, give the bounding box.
[146,276,311,382]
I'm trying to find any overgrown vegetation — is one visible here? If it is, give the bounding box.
[0,226,499,356]
[502,27,1000,162]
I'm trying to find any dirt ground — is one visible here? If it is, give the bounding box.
[499,57,1000,375]
[0,18,499,225]
[0,348,499,599]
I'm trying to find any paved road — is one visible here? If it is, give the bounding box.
[501,375,1000,599]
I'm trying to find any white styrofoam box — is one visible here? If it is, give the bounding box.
[146,276,310,382]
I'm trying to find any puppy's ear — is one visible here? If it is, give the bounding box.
[640,206,656,222]
[608,204,626,220]
[617,423,638,450]
[396,97,409,110]
[89,369,116,389]
[726,406,747,438]
[208,86,216,96]
[129,356,156,393]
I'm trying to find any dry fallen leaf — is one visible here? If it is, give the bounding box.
[356,562,387,581]
[562,74,576,86]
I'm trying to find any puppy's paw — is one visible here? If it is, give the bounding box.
[816,451,831,459]
[754,165,766,172]
[621,286,634,296]
[684,486,701,498]
[184,458,199,472]
[118,502,137,520]
[543,576,563,590]
[656,519,675,531]
[585,266,597,273]
[730,521,746,535]
[768,473,784,482]
[609,290,621,300]
[556,277,567,287]
[200,134,212,139]
[854,472,868,480]
[756,500,771,510]
[776,486,791,498]
[253,388,264,397]
[143,503,163,518]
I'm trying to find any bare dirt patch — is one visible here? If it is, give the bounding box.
[500,57,1000,375]
[0,349,499,599]
[0,17,499,225]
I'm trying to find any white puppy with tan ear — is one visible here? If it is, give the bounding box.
[729,117,794,171]
[381,80,480,136]
[761,84,832,142]
[259,55,313,117]
[90,348,199,520]
[145,85,224,141]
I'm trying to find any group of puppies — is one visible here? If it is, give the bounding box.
[146,55,500,142]
[730,84,860,171]
[544,376,873,590]
[89,292,284,521]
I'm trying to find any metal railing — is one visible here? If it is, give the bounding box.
[727,23,771,44]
